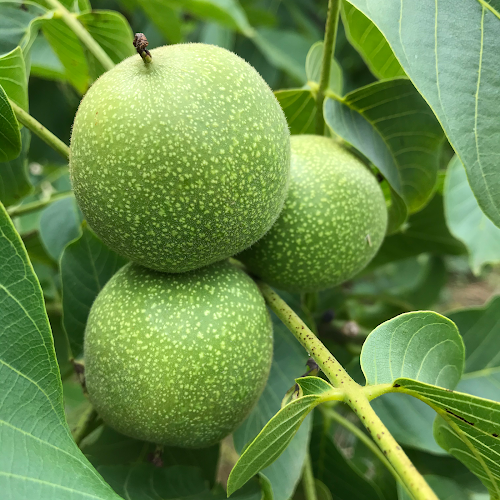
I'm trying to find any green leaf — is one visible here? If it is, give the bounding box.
[305,41,343,96]
[0,201,120,500]
[227,395,322,497]
[311,411,397,500]
[42,17,89,94]
[341,3,405,80]
[252,28,311,83]
[274,89,316,135]
[345,0,500,228]
[83,425,220,485]
[0,46,28,112]
[136,0,182,44]
[164,0,253,37]
[390,378,500,498]
[0,127,32,206]
[444,155,500,274]
[0,83,21,162]
[39,197,82,261]
[448,296,500,402]
[97,464,213,499]
[61,223,128,358]
[296,376,334,396]
[361,311,464,388]
[78,11,135,79]
[29,33,66,81]
[368,194,466,270]
[200,22,234,49]
[324,78,444,215]
[233,321,313,500]
[0,1,46,56]
[398,475,469,500]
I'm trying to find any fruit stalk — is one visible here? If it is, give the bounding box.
[316,0,341,135]
[258,282,438,500]
[10,100,70,160]
[44,0,115,72]
[301,454,318,500]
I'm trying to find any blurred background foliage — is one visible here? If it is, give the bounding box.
[2,1,500,499]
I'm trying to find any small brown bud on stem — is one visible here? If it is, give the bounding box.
[133,33,152,63]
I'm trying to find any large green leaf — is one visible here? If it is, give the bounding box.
[324,78,444,215]
[345,0,500,228]
[0,46,28,111]
[361,311,464,388]
[0,128,32,207]
[0,83,21,162]
[341,2,405,80]
[449,296,500,402]
[233,321,314,500]
[0,201,120,499]
[61,224,128,358]
[389,379,500,499]
[444,155,500,274]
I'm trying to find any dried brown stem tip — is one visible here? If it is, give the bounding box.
[133,33,152,63]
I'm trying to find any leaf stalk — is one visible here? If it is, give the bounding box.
[8,191,74,218]
[315,0,341,135]
[301,453,318,500]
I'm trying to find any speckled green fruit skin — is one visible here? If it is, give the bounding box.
[239,135,388,292]
[84,260,273,448]
[70,43,290,273]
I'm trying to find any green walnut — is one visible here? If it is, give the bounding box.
[239,135,388,292]
[84,261,273,448]
[70,43,290,273]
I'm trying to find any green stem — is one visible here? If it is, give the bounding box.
[258,283,438,500]
[45,0,115,72]
[257,282,354,387]
[72,405,98,446]
[302,453,318,500]
[320,407,413,495]
[8,191,73,218]
[10,100,70,160]
[315,0,341,135]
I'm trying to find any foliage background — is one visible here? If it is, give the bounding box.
[1,1,500,499]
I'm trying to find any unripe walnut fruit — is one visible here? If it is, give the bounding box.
[70,43,290,273]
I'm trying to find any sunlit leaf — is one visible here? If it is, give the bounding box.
[324,78,444,215]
